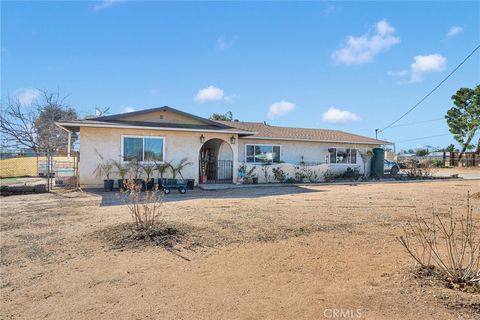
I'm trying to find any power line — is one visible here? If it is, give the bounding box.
[379,44,480,133]
[394,133,451,143]
[388,117,444,129]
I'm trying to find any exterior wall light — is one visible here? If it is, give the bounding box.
[200,134,206,144]
[230,136,236,144]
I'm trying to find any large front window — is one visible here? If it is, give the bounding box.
[246,144,281,163]
[122,136,164,162]
[328,148,357,164]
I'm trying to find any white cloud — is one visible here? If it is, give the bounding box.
[322,107,360,124]
[410,54,447,82]
[332,19,400,65]
[14,88,40,106]
[93,0,125,12]
[194,85,227,103]
[446,26,463,37]
[123,106,135,113]
[387,70,408,77]
[267,100,296,119]
[216,34,239,50]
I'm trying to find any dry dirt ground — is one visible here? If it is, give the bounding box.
[1,180,480,320]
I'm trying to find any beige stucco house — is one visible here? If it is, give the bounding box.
[56,106,390,188]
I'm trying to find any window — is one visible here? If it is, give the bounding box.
[245,144,281,163]
[122,136,164,162]
[328,148,357,164]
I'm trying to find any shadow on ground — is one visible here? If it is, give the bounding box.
[85,185,327,207]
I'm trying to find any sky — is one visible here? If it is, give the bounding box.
[2,1,479,151]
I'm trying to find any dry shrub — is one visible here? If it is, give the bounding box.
[401,158,437,178]
[123,179,163,231]
[397,192,480,289]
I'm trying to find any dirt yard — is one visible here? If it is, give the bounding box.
[1,180,479,319]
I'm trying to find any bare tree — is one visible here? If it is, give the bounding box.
[0,89,77,152]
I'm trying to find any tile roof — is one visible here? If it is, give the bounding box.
[215,121,391,145]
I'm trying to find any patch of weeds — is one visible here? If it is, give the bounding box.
[95,222,190,250]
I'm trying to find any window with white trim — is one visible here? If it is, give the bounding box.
[122,136,164,162]
[328,148,357,164]
[245,144,281,163]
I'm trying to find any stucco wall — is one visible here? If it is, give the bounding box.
[237,138,378,176]
[79,127,237,187]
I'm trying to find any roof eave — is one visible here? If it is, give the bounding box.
[240,135,392,145]
[55,121,256,135]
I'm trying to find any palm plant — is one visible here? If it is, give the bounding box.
[92,149,114,191]
[128,158,143,180]
[112,160,129,179]
[154,160,173,179]
[171,158,193,180]
[141,162,156,190]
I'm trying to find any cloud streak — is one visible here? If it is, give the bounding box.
[93,0,125,12]
[332,19,400,65]
[446,26,463,37]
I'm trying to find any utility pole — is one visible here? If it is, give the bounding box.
[375,129,379,139]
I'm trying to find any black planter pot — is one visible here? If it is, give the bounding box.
[145,178,155,190]
[252,177,258,184]
[186,179,195,190]
[117,179,126,191]
[133,179,144,190]
[104,179,114,191]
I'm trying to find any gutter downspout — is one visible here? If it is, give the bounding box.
[55,123,72,158]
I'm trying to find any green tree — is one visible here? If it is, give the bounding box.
[445,85,480,164]
[439,144,457,152]
[209,111,233,121]
[415,149,429,156]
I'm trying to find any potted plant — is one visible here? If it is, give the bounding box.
[251,173,258,184]
[200,160,208,183]
[141,163,156,190]
[128,159,144,189]
[171,158,193,187]
[244,166,256,184]
[112,160,129,190]
[92,151,114,191]
[154,160,172,188]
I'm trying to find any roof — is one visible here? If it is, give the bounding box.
[215,120,391,145]
[56,106,390,145]
[56,106,255,135]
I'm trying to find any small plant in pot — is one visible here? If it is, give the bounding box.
[154,160,172,188]
[128,159,144,189]
[171,158,193,184]
[251,173,258,184]
[112,160,129,190]
[92,151,114,191]
[141,162,156,190]
[200,160,208,183]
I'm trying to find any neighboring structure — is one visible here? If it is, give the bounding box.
[56,106,390,187]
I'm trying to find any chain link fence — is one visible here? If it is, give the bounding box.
[0,151,79,194]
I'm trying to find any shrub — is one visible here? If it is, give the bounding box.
[123,179,163,231]
[272,167,287,183]
[397,193,480,288]
[402,158,436,178]
[284,177,296,184]
[323,169,335,182]
[261,165,271,183]
[338,167,361,180]
[430,159,445,168]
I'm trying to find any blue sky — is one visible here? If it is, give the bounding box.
[2,1,479,150]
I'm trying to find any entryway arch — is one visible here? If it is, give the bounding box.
[199,138,233,183]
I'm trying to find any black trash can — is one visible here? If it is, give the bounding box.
[186,179,195,190]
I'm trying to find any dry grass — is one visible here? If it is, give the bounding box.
[1,180,480,319]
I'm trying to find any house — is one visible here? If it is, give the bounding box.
[56,106,390,187]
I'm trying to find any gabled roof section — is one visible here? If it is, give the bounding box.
[215,120,391,145]
[92,106,233,129]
